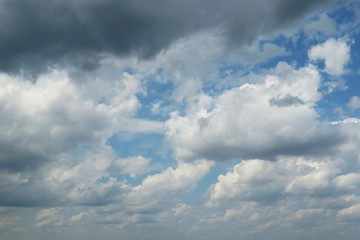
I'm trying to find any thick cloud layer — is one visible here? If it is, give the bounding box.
[0,0,331,73]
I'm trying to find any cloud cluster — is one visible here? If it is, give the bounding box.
[0,68,146,206]
[166,61,344,162]
[0,70,139,172]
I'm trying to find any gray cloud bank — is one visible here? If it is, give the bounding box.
[0,0,331,74]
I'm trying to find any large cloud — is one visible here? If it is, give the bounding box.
[0,70,140,172]
[165,62,344,162]
[0,68,148,206]
[0,0,332,74]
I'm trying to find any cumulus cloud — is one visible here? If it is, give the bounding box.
[166,62,342,162]
[0,67,151,206]
[131,160,214,199]
[206,160,285,206]
[0,0,331,74]
[204,118,360,209]
[308,38,351,75]
[0,70,140,172]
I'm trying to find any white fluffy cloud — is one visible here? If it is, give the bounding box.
[205,159,284,206]
[0,68,149,206]
[205,118,360,205]
[0,70,141,172]
[131,160,214,200]
[201,120,360,238]
[166,62,341,162]
[308,38,350,75]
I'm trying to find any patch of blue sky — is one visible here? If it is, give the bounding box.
[316,84,359,121]
[330,3,356,25]
[120,67,135,75]
[214,38,303,89]
[350,36,360,71]
[258,34,292,52]
[218,61,243,79]
[96,172,150,186]
[105,132,176,185]
[107,132,173,162]
[206,62,246,94]
[136,75,178,121]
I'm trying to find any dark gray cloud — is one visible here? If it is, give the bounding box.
[0,178,57,207]
[0,0,332,74]
[193,126,344,162]
[269,94,305,107]
[0,140,48,172]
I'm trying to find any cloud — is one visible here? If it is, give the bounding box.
[303,13,337,38]
[165,62,342,162]
[338,204,360,222]
[110,156,151,178]
[308,38,351,75]
[131,160,214,200]
[35,208,64,228]
[0,0,331,74]
[205,157,339,206]
[204,118,360,207]
[269,94,305,107]
[205,160,285,206]
[235,42,289,65]
[284,160,339,194]
[0,216,21,228]
[69,211,90,223]
[348,96,360,110]
[0,68,149,207]
[0,70,140,172]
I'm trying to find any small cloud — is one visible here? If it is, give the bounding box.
[304,13,337,38]
[338,204,360,222]
[111,156,151,178]
[269,94,305,107]
[348,96,360,110]
[308,38,351,75]
[322,78,348,94]
[35,208,64,228]
[70,212,89,223]
[151,102,161,115]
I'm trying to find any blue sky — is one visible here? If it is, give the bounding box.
[1,0,360,239]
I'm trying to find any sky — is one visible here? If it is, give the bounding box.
[1,0,360,239]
